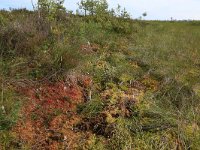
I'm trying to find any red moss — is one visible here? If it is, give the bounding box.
[13,80,87,149]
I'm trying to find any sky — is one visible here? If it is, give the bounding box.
[0,0,200,20]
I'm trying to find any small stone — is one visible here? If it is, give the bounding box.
[64,86,67,91]
[1,105,6,114]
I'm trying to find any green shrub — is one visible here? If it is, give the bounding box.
[37,0,66,21]
[78,0,133,34]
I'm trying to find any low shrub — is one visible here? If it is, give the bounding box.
[0,14,50,58]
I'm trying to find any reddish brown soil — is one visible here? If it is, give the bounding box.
[12,80,90,149]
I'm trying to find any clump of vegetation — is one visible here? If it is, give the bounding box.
[0,87,21,149]
[78,0,133,34]
[0,0,200,149]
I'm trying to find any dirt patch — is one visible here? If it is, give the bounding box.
[80,43,100,54]
[12,79,90,149]
[74,113,115,138]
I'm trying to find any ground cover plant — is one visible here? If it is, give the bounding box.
[0,0,200,149]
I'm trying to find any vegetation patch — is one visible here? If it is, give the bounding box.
[0,0,200,149]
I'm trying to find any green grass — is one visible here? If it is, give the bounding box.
[132,21,200,87]
[127,21,200,149]
[0,87,21,149]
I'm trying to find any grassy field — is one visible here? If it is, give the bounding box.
[130,21,200,149]
[0,7,200,149]
[133,21,200,87]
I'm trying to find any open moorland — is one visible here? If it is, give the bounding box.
[0,1,200,149]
